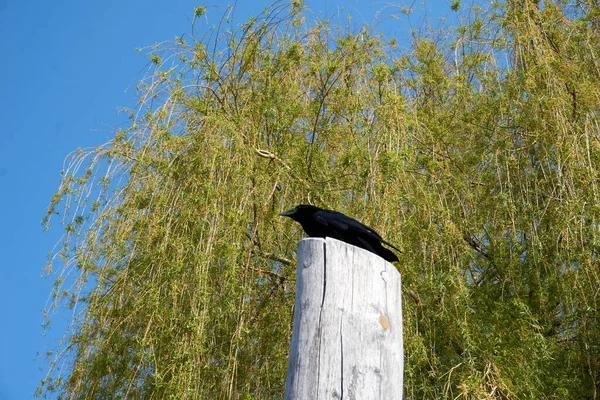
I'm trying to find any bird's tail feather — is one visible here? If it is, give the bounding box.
[379,246,399,263]
[382,239,402,253]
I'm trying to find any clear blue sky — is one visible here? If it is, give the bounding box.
[0,1,451,398]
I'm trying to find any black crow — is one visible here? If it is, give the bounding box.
[280,204,400,262]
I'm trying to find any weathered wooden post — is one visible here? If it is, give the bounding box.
[285,237,403,400]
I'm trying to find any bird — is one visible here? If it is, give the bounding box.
[279,204,400,262]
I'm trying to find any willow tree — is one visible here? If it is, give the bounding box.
[39,0,600,398]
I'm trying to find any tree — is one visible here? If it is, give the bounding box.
[39,0,600,398]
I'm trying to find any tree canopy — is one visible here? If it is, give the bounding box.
[40,0,600,398]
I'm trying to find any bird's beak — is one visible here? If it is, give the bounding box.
[279,209,295,217]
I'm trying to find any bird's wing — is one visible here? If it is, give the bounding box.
[314,210,401,252]
[314,210,382,239]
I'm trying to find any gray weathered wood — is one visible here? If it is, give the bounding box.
[285,237,403,400]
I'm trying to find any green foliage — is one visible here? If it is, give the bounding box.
[40,1,600,398]
[194,5,206,18]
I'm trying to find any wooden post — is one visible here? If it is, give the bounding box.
[285,237,403,400]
